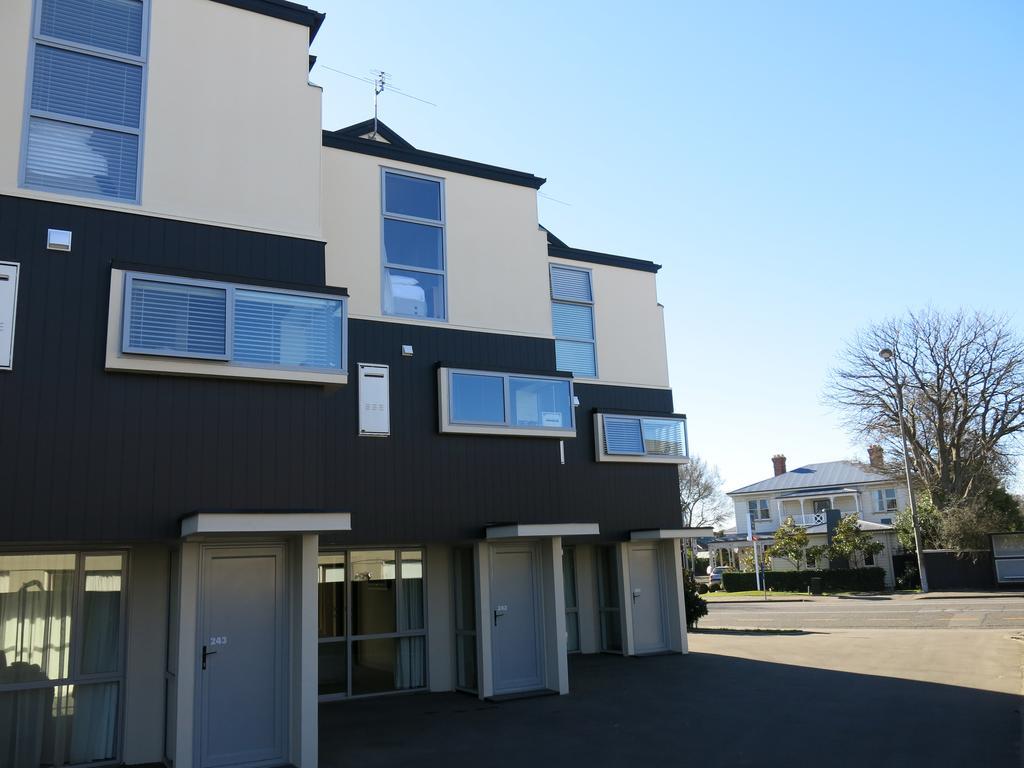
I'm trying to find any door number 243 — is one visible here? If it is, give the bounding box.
[208,636,229,646]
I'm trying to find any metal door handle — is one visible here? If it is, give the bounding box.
[202,645,217,670]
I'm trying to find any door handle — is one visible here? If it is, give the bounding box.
[202,645,218,670]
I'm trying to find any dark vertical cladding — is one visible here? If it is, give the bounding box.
[323,320,680,545]
[0,195,327,541]
[0,194,681,544]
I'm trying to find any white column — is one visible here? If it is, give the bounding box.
[575,545,600,654]
[293,534,319,768]
[800,498,806,517]
[663,539,688,653]
[426,545,453,692]
[123,545,171,765]
[474,542,494,700]
[854,493,862,515]
[541,537,569,694]
[172,542,201,768]
[617,543,635,656]
[829,496,836,510]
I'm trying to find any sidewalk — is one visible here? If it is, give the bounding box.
[704,590,1023,604]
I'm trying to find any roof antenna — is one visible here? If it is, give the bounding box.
[371,69,389,139]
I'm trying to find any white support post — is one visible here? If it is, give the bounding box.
[664,539,688,653]
[474,542,493,700]
[617,543,635,656]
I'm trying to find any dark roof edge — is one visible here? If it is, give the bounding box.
[331,119,416,149]
[548,244,661,273]
[322,131,546,190]
[208,0,326,42]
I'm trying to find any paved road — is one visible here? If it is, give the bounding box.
[322,628,1023,767]
[706,594,1024,629]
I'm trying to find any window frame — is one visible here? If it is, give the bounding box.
[549,263,598,379]
[594,412,688,464]
[380,167,448,322]
[748,498,771,521]
[120,270,348,376]
[317,547,428,702]
[20,0,150,204]
[438,366,577,439]
[0,549,129,768]
[876,488,898,513]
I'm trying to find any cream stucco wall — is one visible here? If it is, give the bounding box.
[322,147,672,389]
[323,148,551,338]
[0,0,322,239]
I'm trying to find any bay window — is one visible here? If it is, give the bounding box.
[594,412,688,463]
[439,367,576,438]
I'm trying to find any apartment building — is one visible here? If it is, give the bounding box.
[0,1,691,766]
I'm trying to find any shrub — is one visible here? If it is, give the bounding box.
[683,572,708,629]
[721,567,886,593]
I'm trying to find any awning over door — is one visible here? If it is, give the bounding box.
[630,528,712,541]
[181,511,352,537]
[485,523,600,539]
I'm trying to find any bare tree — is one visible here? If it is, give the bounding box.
[679,457,730,529]
[826,309,1024,508]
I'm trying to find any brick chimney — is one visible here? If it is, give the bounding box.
[772,454,787,477]
[868,445,884,469]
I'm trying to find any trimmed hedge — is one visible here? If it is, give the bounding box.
[721,567,886,593]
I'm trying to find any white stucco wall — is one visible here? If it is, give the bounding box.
[0,0,322,238]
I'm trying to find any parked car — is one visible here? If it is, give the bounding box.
[707,565,732,585]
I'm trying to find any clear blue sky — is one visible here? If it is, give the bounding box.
[310,1,1024,520]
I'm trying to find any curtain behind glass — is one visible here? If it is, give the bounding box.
[80,556,123,675]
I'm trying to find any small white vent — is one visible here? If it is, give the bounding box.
[358,363,390,436]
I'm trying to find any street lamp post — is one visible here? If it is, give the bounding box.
[878,348,930,593]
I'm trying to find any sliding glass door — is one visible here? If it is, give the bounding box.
[0,552,126,768]
[317,549,427,700]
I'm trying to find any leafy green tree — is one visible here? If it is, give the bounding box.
[805,544,829,568]
[765,516,810,570]
[893,494,942,551]
[827,514,884,566]
[683,572,708,629]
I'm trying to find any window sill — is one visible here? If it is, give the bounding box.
[440,422,576,439]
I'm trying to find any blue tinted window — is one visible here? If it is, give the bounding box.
[451,373,505,424]
[555,340,596,378]
[385,173,441,220]
[40,0,144,57]
[641,418,686,457]
[32,45,143,129]
[603,417,644,455]
[509,377,572,429]
[383,219,444,271]
[383,269,445,320]
[26,118,139,201]
[234,290,343,370]
[126,279,227,358]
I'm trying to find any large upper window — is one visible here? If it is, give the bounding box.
[439,367,576,438]
[550,265,596,378]
[875,488,898,513]
[748,499,771,521]
[0,552,126,766]
[122,272,347,374]
[22,0,148,202]
[382,170,446,320]
[595,413,687,463]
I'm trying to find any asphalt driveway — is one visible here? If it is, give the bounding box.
[319,628,1023,768]
[706,593,1024,630]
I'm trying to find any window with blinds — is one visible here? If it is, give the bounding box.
[22,0,148,202]
[550,265,596,378]
[122,272,347,375]
[596,413,688,463]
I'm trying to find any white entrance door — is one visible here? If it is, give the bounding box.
[490,543,544,694]
[629,544,667,654]
[198,546,288,768]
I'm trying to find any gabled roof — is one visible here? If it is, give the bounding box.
[322,120,546,190]
[728,460,892,496]
[542,227,661,274]
[329,119,416,149]
[210,0,325,42]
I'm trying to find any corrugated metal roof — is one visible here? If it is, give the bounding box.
[728,461,892,496]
